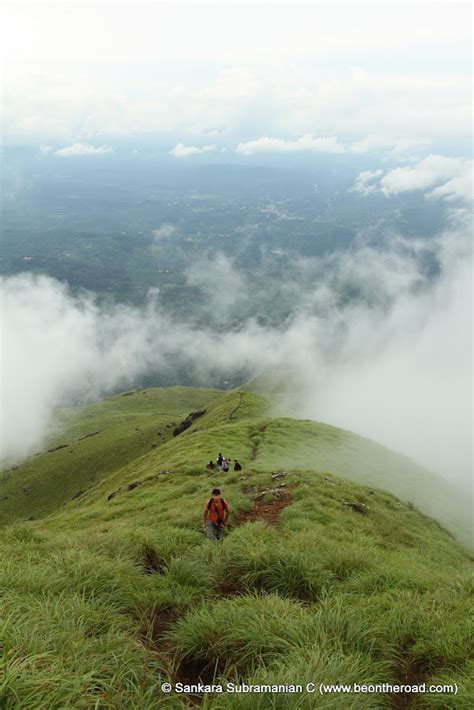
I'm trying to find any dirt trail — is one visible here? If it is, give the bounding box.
[233,485,295,525]
[228,392,245,421]
[142,610,214,707]
[391,657,430,709]
[140,480,297,706]
[248,422,268,461]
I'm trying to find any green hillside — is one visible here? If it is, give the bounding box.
[2,386,469,547]
[0,387,222,524]
[1,386,472,708]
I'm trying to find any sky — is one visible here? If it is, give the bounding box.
[1,1,472,150]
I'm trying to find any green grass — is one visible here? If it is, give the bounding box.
[0,386,222,524]
[0,386,473,708]
[60,406,469,547]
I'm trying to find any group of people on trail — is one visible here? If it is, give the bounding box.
[203,488,230,540]
[206,453,242,473]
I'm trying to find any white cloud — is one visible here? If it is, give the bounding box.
[169,143,217,158]
[151,224,177,243]
[353,155,473,203]
[380,155,472,201]
[350,135,431,161]
[39,144,53,155]
[236,134,345,156]
[352,169,384,196]
[1,3,470,146]
[381,155,466,194]
[54,142,113,157]
[426,170,472,203]
[4,65,470,146]
[185,253,247,323]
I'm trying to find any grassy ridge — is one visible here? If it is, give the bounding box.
[0,387,222,524]
[1,387,468,546]
[1,386,472,708]
[1,464,472,708]
[55,390,468,547]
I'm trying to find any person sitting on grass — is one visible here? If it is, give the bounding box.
[203,488,230,541]
[234,459,242,471]
[222,458,230,472]
[206,460,215,470]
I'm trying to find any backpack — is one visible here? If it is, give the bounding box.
[207,497,227,526]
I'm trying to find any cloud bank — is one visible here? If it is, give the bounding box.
[236,135,345,156]
[353,154,473,202]
[3,4,471,146]
[185,253,248,323]
[169,143,218,158]
[352,169,384,196]
[1,219,471,504]
[52,142,113,157]
[151,224,178,243]
[350,136,431,160]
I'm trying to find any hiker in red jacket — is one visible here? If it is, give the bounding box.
[203,488,230,540]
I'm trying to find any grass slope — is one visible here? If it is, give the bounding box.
[56,390,468,547]
[0,387,222,524]
[1,387,472,707]
[1,462,472,708]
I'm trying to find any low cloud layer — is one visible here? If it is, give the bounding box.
[1,219,471,502]
[47,142,114,157]
[236,135,345,156]
[169,143,218,158]
[185,253,247,323]
[350,136,431,160]
[151,224,178,245]
[354,154,473,202]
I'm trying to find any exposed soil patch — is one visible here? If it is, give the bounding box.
[392,690,415,708]
[342,500,369,515]
[47,443,69,453]
[228,392,244,421]
[391,657,430,709]
[139,609,178,657]
[234,484,297,526]
[148,609,178,642]
[173,410,206,437]
[142,609,216,707]
[106,469,175,501]
[174,658,218,701]
[248,423,267,461]
[77,431,100,441]
[142,546,167,575]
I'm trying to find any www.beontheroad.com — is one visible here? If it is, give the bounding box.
[319,682,458,696]
[161,681,458,696]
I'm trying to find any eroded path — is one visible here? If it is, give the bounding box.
[233,486,295,525]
